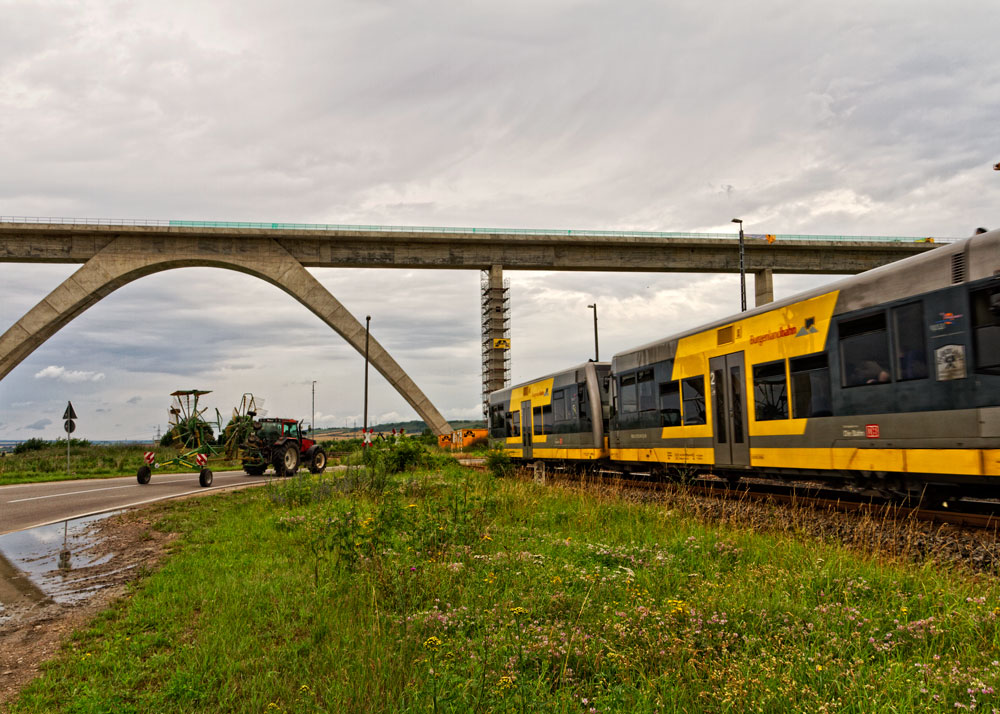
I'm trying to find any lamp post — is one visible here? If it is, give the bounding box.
[363,315,371,436]
[731,218,746,312]
[311,380,316,435]
[587,303,599,361]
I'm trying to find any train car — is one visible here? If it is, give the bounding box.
[488,361,611,465]
[607,228,1000,500]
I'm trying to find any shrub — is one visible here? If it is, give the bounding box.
[13,438,48,454]
[485,447,513,478]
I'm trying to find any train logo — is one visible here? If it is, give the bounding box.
[795,317,818,337]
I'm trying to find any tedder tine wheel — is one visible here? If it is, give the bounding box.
[199,468,213,487]
[137,465,151,485]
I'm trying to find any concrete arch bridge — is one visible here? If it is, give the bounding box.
[0,220,943,435]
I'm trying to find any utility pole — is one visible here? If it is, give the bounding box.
[363,316,371,435]
[732,218,746,312]
[311,380,316,435]
[587,303,599,361]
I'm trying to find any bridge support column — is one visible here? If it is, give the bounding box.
[0,236,453,435]
[480,264,510,415]
[754,268,774,307]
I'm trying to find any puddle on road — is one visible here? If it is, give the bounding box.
[0,511,122,620]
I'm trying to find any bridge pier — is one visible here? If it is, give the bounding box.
[754,268,774,307]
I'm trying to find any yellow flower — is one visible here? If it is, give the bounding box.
[510,607,528,615]
[423,636,443,652]
[496,675,515,691]
[407,504,418,508]
[551,576,562,585]
[815,665,823,672]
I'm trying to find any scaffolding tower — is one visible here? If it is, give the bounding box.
[481,266,511,417]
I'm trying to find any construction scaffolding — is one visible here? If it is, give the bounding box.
[481,266,511,416]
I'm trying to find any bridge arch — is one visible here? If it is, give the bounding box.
[0,235,452,435]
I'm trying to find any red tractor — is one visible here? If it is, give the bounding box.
[242,418,327,476]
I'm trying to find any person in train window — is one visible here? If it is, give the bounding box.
[858,360,890,384]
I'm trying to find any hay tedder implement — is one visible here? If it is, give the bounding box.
[137,390,327,487]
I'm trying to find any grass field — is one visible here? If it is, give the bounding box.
[10,452,1000,713]
[0,443,242,486]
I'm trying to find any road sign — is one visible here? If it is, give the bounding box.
[63,402,78,420]
[195,453,208,466]
[64,419,75,434]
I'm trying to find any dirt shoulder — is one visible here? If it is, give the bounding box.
[0,509,176,710]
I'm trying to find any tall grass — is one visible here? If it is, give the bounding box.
[11,460,1000,713]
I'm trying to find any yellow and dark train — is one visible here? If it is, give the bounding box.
[489,228,1000,501]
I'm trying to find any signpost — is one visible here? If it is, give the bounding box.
[63,401,77,478]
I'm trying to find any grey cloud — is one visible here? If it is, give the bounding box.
[127,396,142,404]
[23,418,52,431]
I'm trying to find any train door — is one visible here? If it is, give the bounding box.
[520,399,533,459]
[709,352,749,467]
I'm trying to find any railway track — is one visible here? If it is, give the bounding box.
[518,465,1000,530]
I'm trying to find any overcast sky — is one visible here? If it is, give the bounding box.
[1,0,999,440]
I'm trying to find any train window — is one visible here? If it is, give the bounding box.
[490,405,506,438]
[713,369,727,443]
[552,390,566,423]
[578,384,591,432]
[682,376,707,425]
[658,381,681,426]
[839,312,891,387]
[620,372,638,413]
[637,369,656,413]
[511,410,521,437]
[752,360,789,421]
[892,302,928,381]
[790,354,832,418]
[568,387,579,420]
[533,406,544,436]
[971,286,1000,375]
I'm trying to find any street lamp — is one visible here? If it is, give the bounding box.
[586,303,599,361]
[311,380,317,435]
[363,315,371,436]
[731,218,746,312]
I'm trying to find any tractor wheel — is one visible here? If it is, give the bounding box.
[199,467,214,487]
[308,447,327,474]
[274,443,300,477]
[243,462,267,476]
[137,465,151,485]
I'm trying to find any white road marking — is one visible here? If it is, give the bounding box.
[5,477,192,504]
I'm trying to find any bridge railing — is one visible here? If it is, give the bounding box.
[0,215,958,243]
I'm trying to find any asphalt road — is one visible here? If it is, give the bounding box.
[0,470,273,536]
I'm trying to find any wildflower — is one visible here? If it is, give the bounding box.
[481,533,493,541]
[423,636,442,652]
[410,566,417,572]
[299,685,311,693]
[407,504,418,508]
[496,675,514,691]
[816,665,823,672]
[552,576,562,585]
[511,607,528,615]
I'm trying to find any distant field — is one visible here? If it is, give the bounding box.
[10,447,1000,713]
[0,443,242,486]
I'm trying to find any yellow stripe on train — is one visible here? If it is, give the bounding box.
[750,448,1000,477]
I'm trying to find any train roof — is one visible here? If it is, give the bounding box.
[490,361,610,399]
[613,227,1000,370]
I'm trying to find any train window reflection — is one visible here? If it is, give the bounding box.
[682,376,706,425]
[620,372,638,413]
[790,354,832,418]
[839,312,891,387]
[658,381,681,426]
[753,360,789,421]
[893,302,928,381]
[511,410,520,437]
